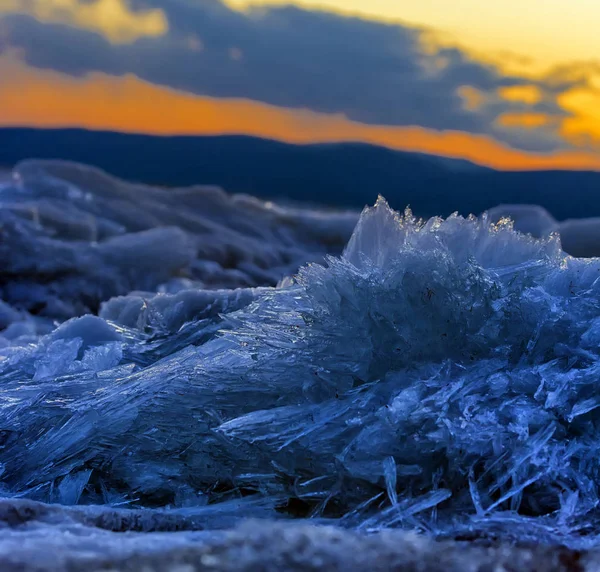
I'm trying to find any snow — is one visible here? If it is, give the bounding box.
[0,498,593,571]
[3,161,600,552]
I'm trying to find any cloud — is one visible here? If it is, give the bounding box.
[0,0,167,44]
[3,52,600,171]
[0,0,594,151]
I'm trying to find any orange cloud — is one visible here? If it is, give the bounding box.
[558,87,600,149]
[496,113,556,129]
[1,54,600,171]
[457,86,486,111]
[498,85,543,105]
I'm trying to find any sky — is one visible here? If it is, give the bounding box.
[0,0,599,169]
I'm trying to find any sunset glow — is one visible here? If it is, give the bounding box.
[225,0,600,73]
[1,0,599,170]
[2,55,600,171]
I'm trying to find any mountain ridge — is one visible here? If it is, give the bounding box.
[2,127,599,220]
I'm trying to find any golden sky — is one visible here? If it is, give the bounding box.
[2,52,599,171]
[226,0,600,73]
[1,0,599,170]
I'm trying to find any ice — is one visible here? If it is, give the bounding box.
[100,287,265,333]
[50,315,122,347]
[4,164,600,547]
[558,218,600,258]
[487,204,559,238]
[0,160,358,328]
[488,203,600,258]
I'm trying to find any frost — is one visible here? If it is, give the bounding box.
[3,164,600,546]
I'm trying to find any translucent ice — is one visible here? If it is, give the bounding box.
[488,203,600,258]
[4,179,600,545]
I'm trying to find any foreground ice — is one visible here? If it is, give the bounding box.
[4,162,600,550]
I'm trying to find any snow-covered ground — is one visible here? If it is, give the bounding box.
[0,498,593,571]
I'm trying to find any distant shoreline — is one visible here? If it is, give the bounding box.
[3,128,600,221]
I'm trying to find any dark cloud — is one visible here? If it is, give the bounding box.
[2,15,120,75]
[0,0,586,151]
[542,61,600,93]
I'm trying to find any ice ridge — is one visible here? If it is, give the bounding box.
[2,188,600,544]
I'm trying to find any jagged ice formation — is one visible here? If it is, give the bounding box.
[2,163,600,548]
